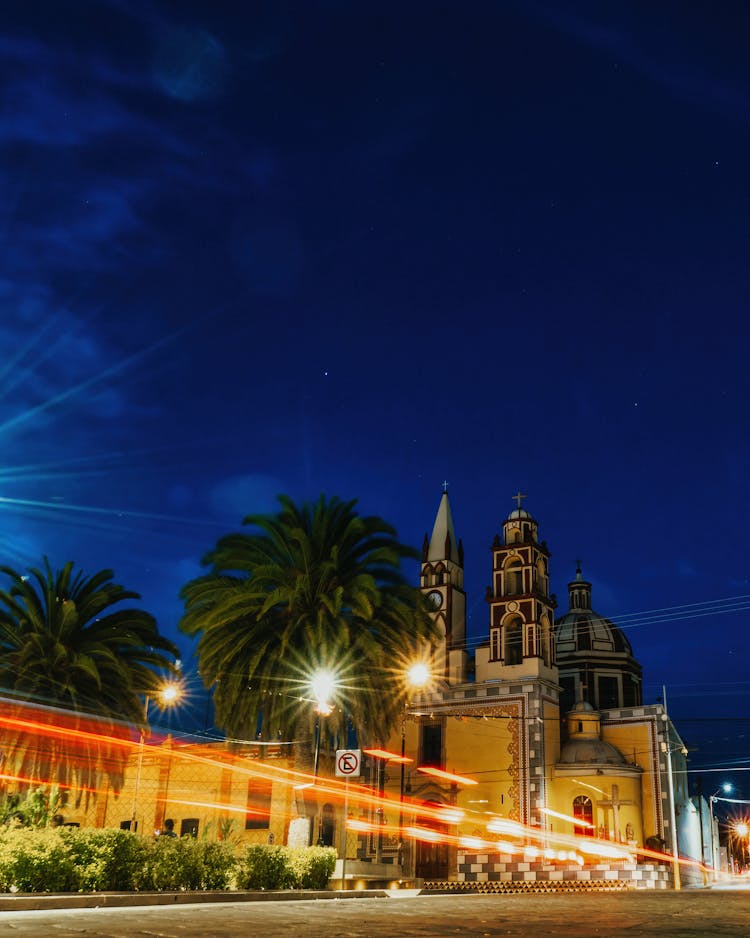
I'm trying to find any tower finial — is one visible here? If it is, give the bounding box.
[512,490,527,510]
[442,480,449,493]
[575,558,582,578]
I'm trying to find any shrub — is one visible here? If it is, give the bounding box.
[238,844,294,890]
[0,828,75,893]
[144,837,201,891]
[287,846,337,889]
[238,845,336,891]
[143,836,238,891]
[0,827,238,894]
[63,829,150,892]
[199,840,237,890]
[0,828,333,894]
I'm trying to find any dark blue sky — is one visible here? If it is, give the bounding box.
[1,1,748,785]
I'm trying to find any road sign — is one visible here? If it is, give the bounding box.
[335,749,361,777]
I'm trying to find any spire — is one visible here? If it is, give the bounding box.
[568,562,592,610]
[428,491,460,564]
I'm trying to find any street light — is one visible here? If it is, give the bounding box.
[732,822,749,874]
[399,661,431,878]
[709,782,733,878]
[310,669,336,781]
[309,669,337,847]
[130,680,184,832]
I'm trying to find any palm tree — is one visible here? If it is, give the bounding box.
[180,495,437,747]
[0,559,178,796]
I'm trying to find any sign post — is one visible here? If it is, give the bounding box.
[335,750,361,889]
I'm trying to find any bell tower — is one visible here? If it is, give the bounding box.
[476,493,557,683]
[420,487,467,684]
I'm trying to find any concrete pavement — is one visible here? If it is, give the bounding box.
[0,889,749,937]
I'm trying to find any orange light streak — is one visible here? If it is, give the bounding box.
[541,806,595,828]
[417,766,478,785]
[362,748,412,764]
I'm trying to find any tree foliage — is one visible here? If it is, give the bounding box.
[180,495,437,745]
[0,559,178,795]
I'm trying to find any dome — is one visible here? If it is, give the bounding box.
[555,609,633,656]
[507,508,532,520]
[558,737,628,766]
[555,566,633,656]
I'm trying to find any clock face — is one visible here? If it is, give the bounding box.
[427,590,443,610]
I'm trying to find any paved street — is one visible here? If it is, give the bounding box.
[0,890,749,937]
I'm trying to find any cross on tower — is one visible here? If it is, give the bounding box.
[442,480,449,493]
[597,784,635,843]
[512,491,527,510]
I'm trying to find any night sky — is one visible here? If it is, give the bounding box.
[1,2,748,792]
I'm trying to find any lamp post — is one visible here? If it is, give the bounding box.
[399,661,430,879]
[732,822,749,874]
[130,680,183,833]
[310,669,335,780]
[661,687,687,891]
[310,669,336,845]
[709,782,733,879]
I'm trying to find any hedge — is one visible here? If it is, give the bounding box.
[238,845,337,890]
[0,828,336,894]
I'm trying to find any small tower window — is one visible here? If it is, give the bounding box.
[504,558,523,595]
[490,627,501,661]
[504,616,523,665]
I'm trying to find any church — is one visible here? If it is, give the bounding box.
[375,491,711,888]
[32,490,716,890]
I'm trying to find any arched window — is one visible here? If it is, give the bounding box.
[539,615,551,666]
[504,557,523,595]
[504,616,523,665]
[490,627,501,661]
[320,803,335,847]
[535,558,546,594]
[573,795,593,837]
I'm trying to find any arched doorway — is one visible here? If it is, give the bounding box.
[319,803,335,847]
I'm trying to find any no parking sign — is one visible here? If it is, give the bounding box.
[335,749,361,778]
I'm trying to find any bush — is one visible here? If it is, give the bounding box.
[143,837,236,891]
[0,827,237,893]
[63,829,150,891]
[287,846,337,889]
[200,840,237,890]
[0,829,334,894]
[0,828,75,893]
[239,844,294,890]
[238,845,336,890]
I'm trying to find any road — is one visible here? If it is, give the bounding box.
[0,890,749,937]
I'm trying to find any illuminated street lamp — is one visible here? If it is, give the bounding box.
[733,822,749,874]
[130,680,184,832]
[310,669,336,781]
[709,782,733,879]
[399,661,431,877]
[308,669,337,847]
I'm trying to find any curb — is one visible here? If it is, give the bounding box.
[0,889,390,913]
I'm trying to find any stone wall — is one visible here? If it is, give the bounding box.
[457,851,672,889]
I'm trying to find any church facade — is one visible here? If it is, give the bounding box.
[380,492,704,886]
